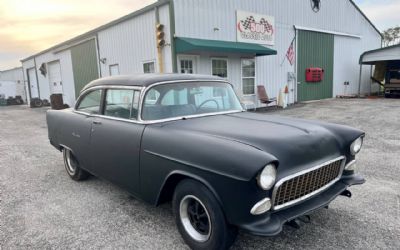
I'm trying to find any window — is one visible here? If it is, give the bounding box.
[76,89,102,114]
[143,61,155,73]
[212,58,228,78]
[180,60,194,74]
[109,64,120,76]
[104,89,140,119]
[242,59,255,95]
[142,81,242,121]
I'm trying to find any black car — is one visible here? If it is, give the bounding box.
[46,74,365,249]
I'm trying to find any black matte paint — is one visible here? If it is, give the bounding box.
[46,74,365,236]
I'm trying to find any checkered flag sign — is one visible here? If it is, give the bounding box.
[259,18,273,33]
[240,16,255,30]
[286,40,295,65]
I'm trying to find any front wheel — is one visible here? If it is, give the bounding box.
[173,179,237,250]
[63,148,89,181]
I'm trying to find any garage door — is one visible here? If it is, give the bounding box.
[297,30,334,102]
[71,39,99,98]
[27,68,39,98]
[48,61,63,94]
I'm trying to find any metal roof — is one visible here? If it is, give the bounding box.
[359,44,400,64]
[82,73,224,91]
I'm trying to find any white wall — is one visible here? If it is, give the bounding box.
[0,67,26,101]
[21,49,75,106]
[98,3,172,76]
[173,0,382,104]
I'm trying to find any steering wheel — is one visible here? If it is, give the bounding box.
[197,99,220,111]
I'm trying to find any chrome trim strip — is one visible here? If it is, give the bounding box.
[271,156,346,211]
[344,159,356,170]
[73,80,245,125]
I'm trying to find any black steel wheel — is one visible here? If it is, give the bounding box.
[62,148,89,181]
[173,179,237,250]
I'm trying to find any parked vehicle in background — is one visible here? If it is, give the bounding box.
[46,74,366,250]
[385,69,400,98]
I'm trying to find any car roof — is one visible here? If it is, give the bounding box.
[82,73,225,91]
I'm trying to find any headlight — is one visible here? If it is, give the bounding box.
[350,137,363,155]
[257,164,277,190]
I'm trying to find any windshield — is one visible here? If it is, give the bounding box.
[142,81,242,121]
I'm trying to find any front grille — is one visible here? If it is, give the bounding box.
[272,157,344,210]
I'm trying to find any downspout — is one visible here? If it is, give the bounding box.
[169,0,177,73]
[95,34,102,77]
[33,57,41,99]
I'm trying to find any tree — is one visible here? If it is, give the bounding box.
[382,26,400,47]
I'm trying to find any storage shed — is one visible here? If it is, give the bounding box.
[20,0,382,108]
[0,67,26,101]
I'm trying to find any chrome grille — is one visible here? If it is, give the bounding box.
[272,157,345,210]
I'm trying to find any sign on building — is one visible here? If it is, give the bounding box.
[236,11,275,45]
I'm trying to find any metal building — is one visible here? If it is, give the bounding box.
[0,67,26,101]
[20,0,382,107]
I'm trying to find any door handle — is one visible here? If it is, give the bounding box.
[93,121,102,125]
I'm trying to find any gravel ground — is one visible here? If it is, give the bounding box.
[1,98,399,249]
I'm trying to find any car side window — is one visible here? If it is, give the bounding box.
[76,89,102,114]
[104,89,140,120]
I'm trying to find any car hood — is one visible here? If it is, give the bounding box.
[159,112,364,176]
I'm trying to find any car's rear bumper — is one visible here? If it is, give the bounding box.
[239,174,365,236]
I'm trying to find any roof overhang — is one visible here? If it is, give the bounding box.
[359,44,400,65]
[175,37,277,56]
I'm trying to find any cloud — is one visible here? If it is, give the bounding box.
[0,0,155,69]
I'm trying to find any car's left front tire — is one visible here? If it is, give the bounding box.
[172,179,237,250]
[63,148,89,181]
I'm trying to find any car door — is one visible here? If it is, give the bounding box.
[67,88,103,170]
[89,88,144,195]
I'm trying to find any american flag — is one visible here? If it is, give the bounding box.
[286,39,295,65]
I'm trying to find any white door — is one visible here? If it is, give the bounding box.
[48,61,63,94]
[178,55,197,74]
[28,68,39,98]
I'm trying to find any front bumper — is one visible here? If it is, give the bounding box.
[240,174,365,236]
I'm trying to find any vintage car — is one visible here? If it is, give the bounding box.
[47,74,365,249]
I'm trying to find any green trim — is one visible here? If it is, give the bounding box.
[175,37,277,56]
[359,44,400,64]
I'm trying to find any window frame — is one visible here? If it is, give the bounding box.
[104,88,140,120]
[143,60,156,74]
[241,58,256,96]
[210,57,229,79]
[109,64,120,76]
[75,88,104,114]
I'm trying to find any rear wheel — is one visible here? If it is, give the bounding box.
[63,148,89,181]
[173,179,237,250]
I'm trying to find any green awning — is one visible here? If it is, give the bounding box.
[175,37,277,56]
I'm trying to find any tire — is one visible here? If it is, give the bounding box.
[63,148,89,181]
[172,179,237,250]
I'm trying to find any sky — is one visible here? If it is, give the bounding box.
[0,0,399,70]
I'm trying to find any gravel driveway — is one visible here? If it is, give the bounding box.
[1,98,399,249]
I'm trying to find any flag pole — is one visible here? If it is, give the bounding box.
[280,36,296,66]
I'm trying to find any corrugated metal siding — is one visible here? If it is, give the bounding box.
[0,68,26,101]
[22,49,75,106]
[297,30,334,101]
[98,10,158,76]
[71,39,99,98]
[173,0,381,104]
